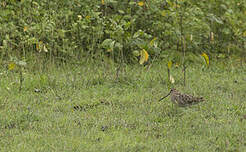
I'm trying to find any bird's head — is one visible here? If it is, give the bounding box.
[170,88,177,93]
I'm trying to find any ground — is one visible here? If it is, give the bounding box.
[0,61,246,151]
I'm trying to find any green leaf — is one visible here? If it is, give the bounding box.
[132,50,140,56]
[118,10,125,14]
[17,61,27,66]
[101,39,116,52]
[114,42,123,50]
[57,29,66,38]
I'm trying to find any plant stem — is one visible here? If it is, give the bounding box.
[180,11,186,86]
[183,64,186,87]
[19,68,23,92]
[167,67,170,82]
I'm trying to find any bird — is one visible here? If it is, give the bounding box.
[159,88,204,106]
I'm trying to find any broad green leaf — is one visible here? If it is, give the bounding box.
[57,29,66,38]
[114,42,123,50]
[133,50,140,56]
[118,10,125,14]
[201,53,209,66]
[220,4,227,10]
[218,53,226,59]
[243,31,246,37]
[133,32,140,38]
[32,1,40,7]
[3,40,7,47]
[161,11,166,17]
[101,39,115,49]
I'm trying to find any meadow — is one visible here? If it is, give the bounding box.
[0,60,246,151]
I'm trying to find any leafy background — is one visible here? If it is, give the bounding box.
[0,0,245,64]
[1,1,246,151]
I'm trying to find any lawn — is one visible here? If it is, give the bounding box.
[0,61,246,151]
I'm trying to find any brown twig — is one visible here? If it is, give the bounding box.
[19,68,23,92]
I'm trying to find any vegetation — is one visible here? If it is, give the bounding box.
[0,62,246,151]
[0,0,246,151]
[0,0,245,63]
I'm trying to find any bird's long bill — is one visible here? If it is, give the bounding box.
[159,90,171,101]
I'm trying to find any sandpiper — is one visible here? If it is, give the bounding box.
[159,88,204,106]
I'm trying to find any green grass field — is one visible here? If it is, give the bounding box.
[0,61,246,151]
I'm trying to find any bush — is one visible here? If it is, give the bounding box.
[0,0,245,63]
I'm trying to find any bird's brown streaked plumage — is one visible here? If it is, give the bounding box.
[159,88,204,106]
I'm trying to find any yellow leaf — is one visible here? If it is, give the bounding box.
[36,41,43,52]
[139,49,149,64]
[169,75,175,84]
[77,15,82,20]
[167,1,173,7]
[43,45,48,52]
[102,0,105,5]
[149,37,157,46]
[138,1,144,7]
[36,42,39,51]
[201,53,209,66]
[210,32,214,41]
[8,62,16,71]
[85,16,90,20]
[23,26,28,32]
[167,61,172,69]
[106,49,112,52]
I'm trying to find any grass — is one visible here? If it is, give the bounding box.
[0,60,246,151]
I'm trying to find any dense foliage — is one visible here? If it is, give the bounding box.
[0,0,245,63]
